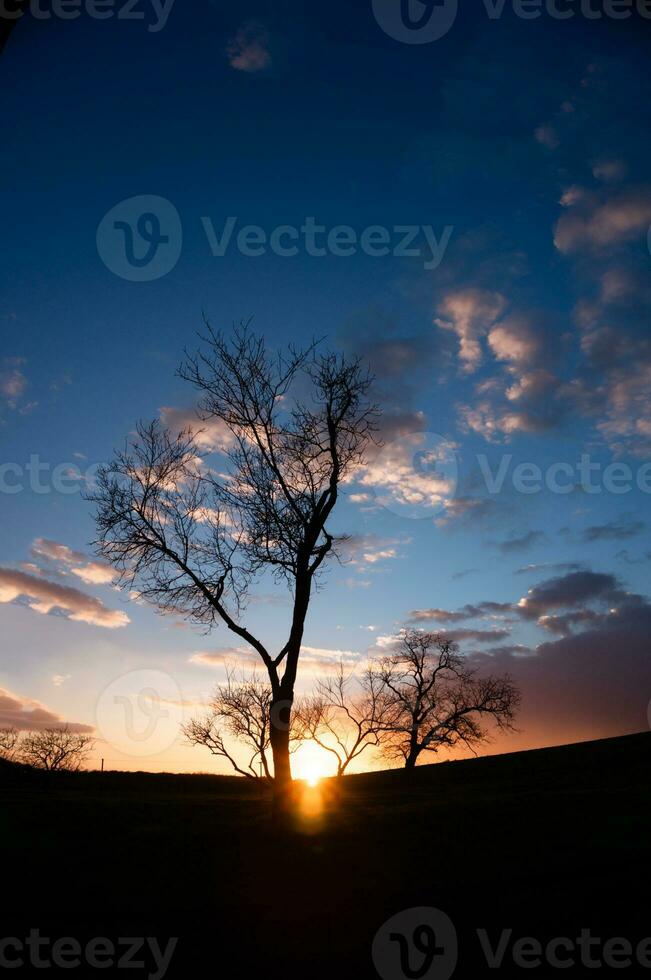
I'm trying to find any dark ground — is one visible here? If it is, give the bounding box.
[1,731,650,978]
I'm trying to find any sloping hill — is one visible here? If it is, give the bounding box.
[2,731,649,978]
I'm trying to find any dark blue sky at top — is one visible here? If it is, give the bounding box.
[2,4,648,454]
[1,0,650,767]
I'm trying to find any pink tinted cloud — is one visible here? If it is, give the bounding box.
[0,568,129,629]
[0,687,93,733]
[227,23,272,74]
[555,187,651,253]
[31,538,115,586]
[0,357,28,407]
[435,289,507,374]
[160,405,235,452]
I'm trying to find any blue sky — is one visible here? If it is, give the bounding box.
[1,0,651,774]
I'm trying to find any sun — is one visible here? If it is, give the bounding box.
[292,741,336,786]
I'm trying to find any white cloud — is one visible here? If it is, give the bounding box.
[160,406,235,453]
[435,289,507,373]
[31,538,115,586]
[0,568,129,629]
[488,314,544,369]
[555,187,651,253]
[353,431,458,516]
[190,644,360,676]
[458,402,550,441]
[189,647,256,669]
[70,563,115,586]
[337,534,408,571]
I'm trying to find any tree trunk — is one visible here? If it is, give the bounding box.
[270,694,293,821]
[404,718,420,771]
[404,746,419,770]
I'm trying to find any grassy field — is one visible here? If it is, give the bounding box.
[2,731,650,977]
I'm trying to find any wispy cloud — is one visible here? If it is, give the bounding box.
[337,534,408,571]
[497,531,547,555]
[190,644,360,676]
[581,519,645,543]
[31,538,115,586]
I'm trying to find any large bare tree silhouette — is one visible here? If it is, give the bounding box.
[89,324,377,814]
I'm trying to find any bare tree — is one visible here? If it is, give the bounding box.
[0,727,20,761]
[88,324,377,813]
[373,630,520,769]
[18,728,94,771]
[183,669,308,779]
[296,663,393,776]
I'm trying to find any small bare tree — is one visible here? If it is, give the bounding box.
[297,663,393,776]
[88,325,377,813]
[373,630,520,769]
[18,728,94,772]
[0,727,20,761]
[183,669,307,779]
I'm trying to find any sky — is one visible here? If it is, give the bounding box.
[1,0,651,776]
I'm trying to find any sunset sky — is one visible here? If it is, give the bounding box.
[2,1,650,775]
